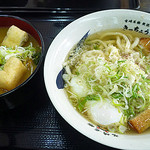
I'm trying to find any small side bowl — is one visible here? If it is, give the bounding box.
[0,15,44,110]
[44,9,150,150]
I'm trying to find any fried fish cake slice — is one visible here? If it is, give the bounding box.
[129,109,150,133]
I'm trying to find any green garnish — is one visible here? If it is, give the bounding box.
[0,43,41,68]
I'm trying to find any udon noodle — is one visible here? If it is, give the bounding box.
[62,29,150,134]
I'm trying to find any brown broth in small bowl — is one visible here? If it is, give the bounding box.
[0,27,41,94]
[0,15,44,110]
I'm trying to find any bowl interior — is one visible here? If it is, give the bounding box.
[0,15,44,97]
[44,9,150,150]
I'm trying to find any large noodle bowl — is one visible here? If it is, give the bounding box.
[62,29,150,134]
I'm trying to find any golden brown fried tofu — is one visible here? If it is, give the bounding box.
[1,25,28,48]
[129,109,150,133]
[0,57,27,90]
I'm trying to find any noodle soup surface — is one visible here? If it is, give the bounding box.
[62,29,150,134]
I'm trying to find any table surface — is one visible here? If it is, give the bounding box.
[0,0,149,150]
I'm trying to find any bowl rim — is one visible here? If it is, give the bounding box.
[0,14,44,98]
[44,9,150,150]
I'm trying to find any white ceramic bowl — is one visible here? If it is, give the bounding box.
[44,9,150,150]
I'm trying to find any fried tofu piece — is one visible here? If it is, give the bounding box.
[0,57,27,91]
[139,38,150,55]
[140,38,150,50]
[1,25,28,48]
[129,109,150,133]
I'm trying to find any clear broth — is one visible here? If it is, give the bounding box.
[64,29,150,134]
